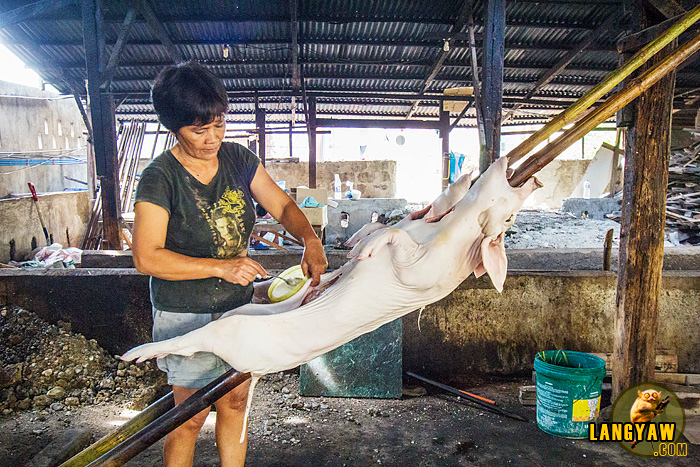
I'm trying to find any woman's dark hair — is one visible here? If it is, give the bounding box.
[151,61,228,134]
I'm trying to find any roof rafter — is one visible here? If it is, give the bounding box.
[136,0,182,63]
[406,0,473,118]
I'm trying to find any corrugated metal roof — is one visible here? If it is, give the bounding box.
[0,0,697,125]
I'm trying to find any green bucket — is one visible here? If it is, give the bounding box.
[534,350,606,439]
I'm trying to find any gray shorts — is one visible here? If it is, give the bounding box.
[152,307,232,389]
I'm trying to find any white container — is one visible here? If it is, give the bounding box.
[334,174,342,200]
[583,180,591,199]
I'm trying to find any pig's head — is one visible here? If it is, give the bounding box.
[468,157,542,292]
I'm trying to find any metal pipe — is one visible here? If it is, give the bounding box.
[86,370,250,467]
[60,392,175,467]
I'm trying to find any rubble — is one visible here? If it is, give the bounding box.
[0,306,166,416]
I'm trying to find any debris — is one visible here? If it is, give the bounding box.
[518,386,537,406]
[0,306,166,414]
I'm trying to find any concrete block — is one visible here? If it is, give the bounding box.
[560,197,621,220]
[325,198,407,246]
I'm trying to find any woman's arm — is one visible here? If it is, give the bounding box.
[250,165,328,285]
[132,201,266,285]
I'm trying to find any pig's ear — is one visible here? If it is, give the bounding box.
[480,233,507,292]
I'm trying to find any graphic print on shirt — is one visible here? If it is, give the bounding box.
[197,186,249,258]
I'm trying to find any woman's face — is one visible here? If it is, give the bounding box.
[175,115,226,160]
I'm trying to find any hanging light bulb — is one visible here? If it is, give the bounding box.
[443,40,450,52]
[223,45,230,59]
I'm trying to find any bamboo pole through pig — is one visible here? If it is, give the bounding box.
[505,3,700,168]
[509,30,700,187]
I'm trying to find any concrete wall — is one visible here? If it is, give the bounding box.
[0,81,88,197]
[525,159,589,209]
[403,271,700,376]
[1,268,697,378]
[265,160,397,199]
[0,191,90,263]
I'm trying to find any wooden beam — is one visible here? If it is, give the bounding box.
[612,0,676,400]
[506,2,700,168]
[440,107,450,191]
[255,104,266,166]
[0,0,76,30]
[137,0,183,63]
[18,36,620,53]
[290,0,301,90]
[481,0,505,174]
[449,101,472,131]
[503,14,619,123]
[316,118,440,129]
[646,0,686,19]
[617,13,688,53]
[82,0,120,249]
[307,97,317,189]
[406,0,473,119]
[101,7,137,91]
[466,0,485,148]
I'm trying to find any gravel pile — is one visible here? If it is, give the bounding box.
[0,306,166,417]
[505,210,621,249]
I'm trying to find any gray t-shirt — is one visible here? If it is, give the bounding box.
[135,142,260,313]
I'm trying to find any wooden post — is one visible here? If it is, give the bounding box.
[480,0,505,174]
[440,106,451,191]
[255,106,266,166]
[307,96,317,188]
[82,0,120,249]
[612,1,676,400]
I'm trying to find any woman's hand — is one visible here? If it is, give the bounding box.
[216,257,267,286]
[301,238,328,286]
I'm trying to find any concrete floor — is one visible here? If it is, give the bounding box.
[4,373,699,466]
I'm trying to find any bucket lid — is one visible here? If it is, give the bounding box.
[267,265,309,302]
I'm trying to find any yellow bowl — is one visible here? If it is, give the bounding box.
[267,265,309,303]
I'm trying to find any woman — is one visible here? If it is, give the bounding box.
[132,61,327,467]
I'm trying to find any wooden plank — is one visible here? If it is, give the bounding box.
[307,96,317,189]
[137,0,183,63]
[480,0,505,174]
[612,0,677,400]
[440,108,450,191]
[591,351,678,373]
[647,0,686,19]
[654,373,700,385]
[101,7,138,90]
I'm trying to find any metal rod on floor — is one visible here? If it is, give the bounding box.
[82,369,251,467]
[406,371,528,422]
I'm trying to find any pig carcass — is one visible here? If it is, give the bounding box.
[121,156,541,436]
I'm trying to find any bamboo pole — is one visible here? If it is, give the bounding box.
[86,370,250,467]
[506,3,700,167]
[60,392,175,467]
[510,30,700,187]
